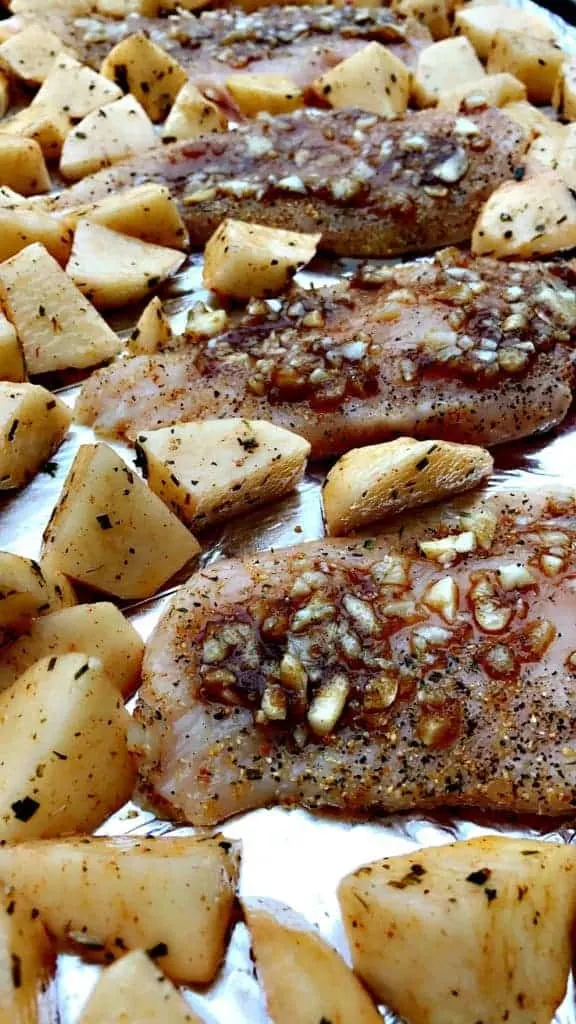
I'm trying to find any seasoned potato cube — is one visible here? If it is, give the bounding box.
[454,5,554,60]
[412,36,485,107]
[0,206,72,264]
[42,443,200,600]
[323,438,493,536]
[162,80,228,141]
[66,220,186,310]
[0,888,55,1021]
[437,72,526,112]
[58,182,189,249]
[391,0,450,40]
[472,172,576,258]
[310,42,410,117]
[0,835,240,983]
[60,94,156,182]
[128,296,173,355]
[0,550,74,640]
[0,602,142,695]
[0,24,71,85]
[0,382,70,491]
[245,900,381,1024]
[0,135,50,195]
[526,125,576,190]
[502,100,563,140]
[33,53,123,122]
[0,310,25,382]
[79,950,204,1024]
[487,31,565,104]
[101,33,187,122]
[226,73,303,116]
[0,104,71,161]
[136,419,311,530]
[553,58,576,120]
[203,219,320,299]
[0,243,121,374]
[339,837,576,1024]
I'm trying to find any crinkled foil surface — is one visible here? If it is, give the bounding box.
[1,1,576,1018]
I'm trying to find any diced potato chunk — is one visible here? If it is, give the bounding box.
[0,550,74,639]
[0,243,121,374]
[0,889,55,1021]
[487,31,565,104]
[437,72,525,113]
[0,71,9,120]
[58,182,189,249]
[310,42,410,117]
[203,219,320,299]
[0,309,25,382]
[226,73,303,116]
[454,4,554,60]
[245,900,381,1024]
[42,443,200,600]
[0,135,50,195]
[33,53,123,122]
[79,950,203,1024]
[162,80,228,142]
[0,104,71,161]
[128,296,173,355]
[0,24,72,85]
[0,602,143,696]
[0,653,135,841]
[526,124,576,191]
[502,100,563,140]
[0,206,72,264]
[0,382,70,491]
[101,33,188,122]
[0,835,240,983]
[391,0,450,40]
[472,172,576,258]
[66,220,186,310]
[554,59,576,121]
[136,419,311,530]
[412,36,485,107]
[60,94,156,182]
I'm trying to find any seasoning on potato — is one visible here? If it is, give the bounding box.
[79,950,205,1024]
[203,219,321,299]
[0,382,71,491]
[472,171,576,257]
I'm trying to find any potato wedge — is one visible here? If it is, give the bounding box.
[339,836,576,1024]
[412,36,485,107]
[0,888,56,1022]
[0,24,71,85]
[58,182,189,249]
[0,602,142,695]
[454,5,554,59]
[0,382,70,491]
[128,296,173,355]
[322,438,493,536]
[162,81,228,142]
[0,835,240,983]
[66,220,186,310]
[0,310,25,382]
[391,0,450,40]
[487,31,565,104]
[101,33,187,123]
[225,73,303,116]
[472,171,576,257]
[136,419,311,530]
[245,900,381,1024]
[33,53,123,123]
[0,653,134,841]
[0,135,50,195]
[553,58,576,120]
[0,206,72,264]
[42,443,200,600]
[437,72,526,112]
[0,551,75,640]
[79,950,203,1024]
[309,42,410,117]
[0,104,71,162]
[60,94,156,182]
[0,243,121,374]
[203,219,320,299]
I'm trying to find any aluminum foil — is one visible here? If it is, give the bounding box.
[2,2,576,1017]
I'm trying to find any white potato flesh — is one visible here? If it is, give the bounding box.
[339,836,576,1024]
[162,81,228,142]
[502,100,562,139]
[487,31,565,104]
[0,835,241,983]
[136,419,311,530]
[245,900,381,1024]
[0,550,75,638]
[311,42,410,117]
[0,310,25,383]
[128,296,173,355]
[101,33,188,123]
[60,94,156,182]
[0,25,71,85]
[66,220,186,309]
[525,127,576,190]
[0,206,72,264]
[203,219,320,299]
[79,950,203,1024]
[0,382,70,491]
[454,5,554,60]
[0,888,56,1023]
[0,602,143,696]
[0,187,26,208]
[41,442,200,600]
[0,136,50,196]
[553,59,576,120]
[437,72,526,112]
[33,53,123,122]
[0,104,71,162]
[472,172,576,258]
[412,36,485,107]
[59,183,189,249]
[0,653,135,841]
[391,0,450,40]
[0,243,121,374]
[225,73,303,116]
